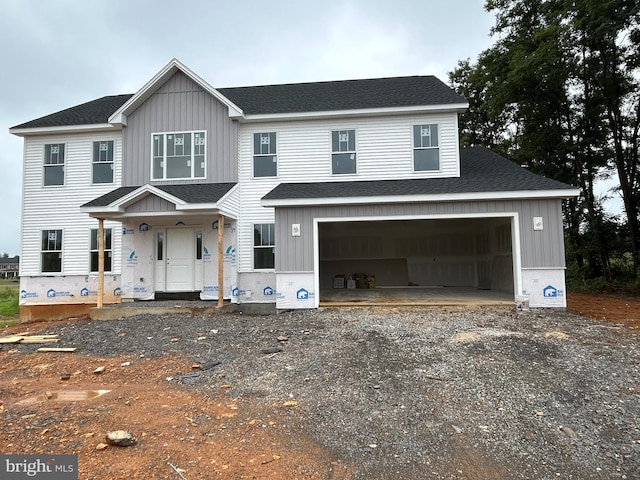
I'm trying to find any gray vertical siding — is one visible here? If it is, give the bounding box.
[123,71,238,186]
[275,198,566,272]
[125,195,176,213]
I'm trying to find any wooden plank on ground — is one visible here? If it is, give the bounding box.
[36,347,77,353]
[0,335,25,344]
[18,338,60,344]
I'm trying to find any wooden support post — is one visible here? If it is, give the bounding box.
[217,214,224,308]
[97,218,104,308]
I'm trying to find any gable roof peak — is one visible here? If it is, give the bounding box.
[108,59,244,125]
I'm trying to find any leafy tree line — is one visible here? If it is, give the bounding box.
[449,0,640,288]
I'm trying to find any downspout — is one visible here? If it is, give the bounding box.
[217,214,224,307]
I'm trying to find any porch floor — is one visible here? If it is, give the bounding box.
[320,286,515,307]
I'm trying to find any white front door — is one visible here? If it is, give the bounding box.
[166,228,194,291]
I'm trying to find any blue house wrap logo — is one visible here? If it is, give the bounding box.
[113,287,122,296]
[543,285,558,298]
[80,288,89,297]
[296,288,309,300]
[263,286,274,296]
[232,287,239,297]
[47,289,57,298]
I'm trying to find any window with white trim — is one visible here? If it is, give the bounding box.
[44,144,65,186]
[90,228,112,272]
[413,124,440,171]
[254,223,275,269]
[152,131,206,180]
[253,132,277,177]
[331,129,356,174]
[41,229,62,273]
[92,140,114,184]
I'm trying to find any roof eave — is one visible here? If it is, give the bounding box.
[240,103,469,122]
[80,205,125,216]
[10,123,122,137]
[262,188,581,207]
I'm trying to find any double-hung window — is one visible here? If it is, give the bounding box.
[90,228,112,273]
[254,223,275,269]
[331,129,356,174]
[93,140,114,184]
[41,229,62,273]
[152,131,206,180]
[413,124,440,171]
[44,144,65,186]
[253,132,277,177]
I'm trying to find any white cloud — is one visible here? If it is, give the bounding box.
[0,0,495,256]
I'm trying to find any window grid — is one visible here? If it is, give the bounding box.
[253,132,277,177]
[41,229,62,273]
[413,124,440,172]
[93,141,114,184]
[152,131,206,180]
[331,129,356,175]
[44,144,65,186]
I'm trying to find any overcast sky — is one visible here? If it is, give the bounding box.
[0,0,498,256]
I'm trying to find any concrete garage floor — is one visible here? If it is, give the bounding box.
[320,286,515,307]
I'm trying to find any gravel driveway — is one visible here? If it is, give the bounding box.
[26,306,640,479]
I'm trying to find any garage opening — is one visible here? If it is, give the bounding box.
[318,217,515,305]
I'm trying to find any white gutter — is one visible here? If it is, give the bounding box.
[262,188,581,207]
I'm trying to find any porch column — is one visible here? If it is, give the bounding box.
[97,218,105,308]
[217,214,224,307]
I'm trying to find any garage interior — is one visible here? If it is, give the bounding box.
[318,217,516,306]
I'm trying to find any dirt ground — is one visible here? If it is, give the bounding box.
[0,292,638,480]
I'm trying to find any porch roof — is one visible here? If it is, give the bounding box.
[262,147,580,207]
[81,183,238,219]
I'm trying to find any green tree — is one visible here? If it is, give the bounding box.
[450,0,640,281]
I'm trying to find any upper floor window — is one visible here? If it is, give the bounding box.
[152,131,206,180]
[253,132,277,177]
[90,228,112,273]
[44,143,65,186]
[41,229,62,273]
[413,124,439,171]
[254,223,275,269]
[332,129,356,174]
[93,141,114,184]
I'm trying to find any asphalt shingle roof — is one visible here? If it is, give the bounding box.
[13,76,466,129]
[82,183,236,208]
[218,76,467,115]
[12,94,134,129]
[262,147,575,202]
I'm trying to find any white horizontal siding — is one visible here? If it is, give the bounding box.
[21,132,123,276]
[235,112,461,272]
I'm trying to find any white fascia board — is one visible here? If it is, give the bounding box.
[240,102,469,123]
[10,123,120,137]
[262,188,581,207]
[80,205,125,216]
[178,202,219,211]
[108,58,244,124]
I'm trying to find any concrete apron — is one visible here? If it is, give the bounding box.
[89,287,515,320]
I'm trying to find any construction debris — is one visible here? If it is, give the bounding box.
[36,347,77,353]
[0,334,61,345]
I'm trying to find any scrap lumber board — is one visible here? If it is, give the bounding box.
[0,335,25,344]
[37,347,77,353]
[18,338,60,344]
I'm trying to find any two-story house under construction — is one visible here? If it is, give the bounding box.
[11,59,579,321]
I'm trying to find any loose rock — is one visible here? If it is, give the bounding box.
[106,430,136,447]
